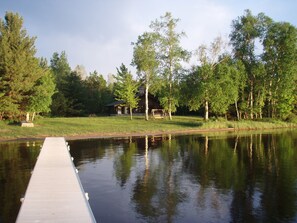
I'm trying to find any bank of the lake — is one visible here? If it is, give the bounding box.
[0,116,296,141]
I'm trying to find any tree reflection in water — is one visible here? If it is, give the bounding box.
[131,134,186,222]
[0,141,41,223]
[67,130,297,223]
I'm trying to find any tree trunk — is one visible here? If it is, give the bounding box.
[250,81,254,120]
[26,112,30,122]
[271,100,276,118]
[168,81,172,120]
[168,99,172,120]
[205,101,209,121]
[31,112,36,122]
[235,100,240,120]
[268,80,272,118]
[145,83,149,121]
[168,60,173,121]
[130,107,133,120]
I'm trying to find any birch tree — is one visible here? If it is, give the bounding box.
[263,22,297,119]
[132,32,159,121]
[193,36,228,120]
[150,12,189,120]
[230,9,272,119]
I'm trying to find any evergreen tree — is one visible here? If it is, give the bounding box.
[63,71,86,116]
[0,12,44,120]
[114,64,139,120]
[84,71,112,114]
[50,51,72,116]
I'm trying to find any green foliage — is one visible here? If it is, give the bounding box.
[132,32,159,81]
[263,22,297,119]
[285,113,297,123]
[63,71,86,116]
[50,51,71,89]
[50,51,72,116]
[27,65,56,115]
[50,52,113,117]
[0,12,51,121]
[184,37,241,119]
[114,64,139,120]
[83,71,113,114]
[1,10,296,121]
[230,10,272,119]
[132,32,159,120]
[150,12,190,120]
[50,52,88,116]
[229,9,297,120]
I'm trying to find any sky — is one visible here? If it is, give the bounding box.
[1,0,297,78]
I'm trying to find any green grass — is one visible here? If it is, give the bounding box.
[0,116,296,141]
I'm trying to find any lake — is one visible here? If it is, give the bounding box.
[1,130,297,222]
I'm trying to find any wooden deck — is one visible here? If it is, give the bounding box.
[16,137,96,223]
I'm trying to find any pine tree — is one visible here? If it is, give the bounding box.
[50,51,72,116]
[114,64,139,120]
[0,12,44,120]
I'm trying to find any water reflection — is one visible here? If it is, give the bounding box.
[68,131,297,223]
[0,141,41,223]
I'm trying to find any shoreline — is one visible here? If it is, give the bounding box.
[1,126,296,142]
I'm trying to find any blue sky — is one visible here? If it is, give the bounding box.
[1,0,296,77]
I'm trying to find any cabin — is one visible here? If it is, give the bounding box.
[106,88,163,117]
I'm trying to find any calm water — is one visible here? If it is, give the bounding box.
[1,130,297,223]
[0,141,41,223]
[68,130,297,223]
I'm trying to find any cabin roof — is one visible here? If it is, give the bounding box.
[105,100,125,107]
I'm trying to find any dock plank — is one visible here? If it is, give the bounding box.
[16,137,96,223]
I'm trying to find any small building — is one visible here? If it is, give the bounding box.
[106,100,129,115]
[106,89,162,116]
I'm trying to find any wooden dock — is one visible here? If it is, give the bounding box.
[16,137,96,223]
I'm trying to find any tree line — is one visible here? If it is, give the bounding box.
[0,10,296,122]
[131,10,297,121]
[0,12,113,121]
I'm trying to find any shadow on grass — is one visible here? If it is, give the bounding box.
[8,121,20,126]
[165,120,203,128]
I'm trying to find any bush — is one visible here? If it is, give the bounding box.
[285,113,297,123]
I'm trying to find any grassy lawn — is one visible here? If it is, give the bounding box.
[0,116,296,141]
